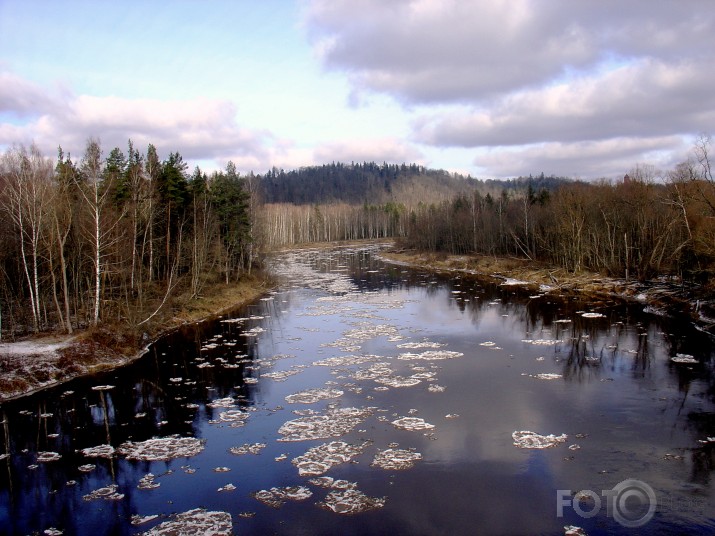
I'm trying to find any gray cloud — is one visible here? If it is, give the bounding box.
[415,58,715,147]
[306,1,714,104]
[305,0,715,177]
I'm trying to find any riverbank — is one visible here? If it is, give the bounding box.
[379,246,715,334]
[0,274,273,401]
[3,241,713,401]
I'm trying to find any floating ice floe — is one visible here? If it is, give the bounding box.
[137,473,160,490]
[285,388,344,404]
[428,384,446,393]
[318,488,386,515]
[252,486,312,508]
[78,464,96,472]
[554,319,572,324]
[523,373,563,380]
[217,483,236,492]
[43,528,62,535]
[698,437,715,444]
[371,448,422,470]
[501,278,529,286]
[91,385,114,391]
[229,442,266,456]
[396,341,444,349]
[37,451,61,463]
[521,339,560,346]
[277,407,376,442]
[397,350,463,361]
[81,444,115,458]
[291,441,369,476]
[309,476,357,489]
[313,354,381,367]
[671,354,698,364]
[581,312,605,318]
[131,514,159,526]
[512,430,568,449]
[207,397,237,409]
[564,526,587,536]
[262,366,305,381]
[83,484,124,501]
[375,375,422,388]
[391,417,435,431]
[214,410,250,427]
[118,436,206,461]
[141,508,232,535]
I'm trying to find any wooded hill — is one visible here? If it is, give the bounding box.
[2,135,715,339]
[258,162,573,205]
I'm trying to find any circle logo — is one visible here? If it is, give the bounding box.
[609,479,657,528]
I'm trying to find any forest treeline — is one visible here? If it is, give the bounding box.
[2,135,714,337]
[0,139,256,337]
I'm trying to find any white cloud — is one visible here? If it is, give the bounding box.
[473,136,688,179]
[0,72,281,171]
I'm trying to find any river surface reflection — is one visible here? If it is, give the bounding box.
[1,245,714,535]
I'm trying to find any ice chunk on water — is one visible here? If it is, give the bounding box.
[396,341,444,349]
[285,388,344,404]
[512,430,567,449]
[82,444,115,458]
[278,407,376,442]
[671,354,698,364]
[252,486,312,508]
[131,514,158,526]
[397,350,463,361]
[525,373,562,380]
[137,473,160,490]
[206,397,236,408]
[371,448,422,470]
[318,488,386,515]
[141,508,232,535]
[564,526,587,536]
[308,476,357,489]
[37,451,61,462]
[83,484,124,501]
[521,339,559,346]
[581,312,605,318]
[391,417,435,431]
[229,442,266,456]
[91,385,114,391]
[118,436,206,461]
[215,410,250,427]
[291,441,369,476]
[375,376,421,388]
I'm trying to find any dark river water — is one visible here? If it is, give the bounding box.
[1,246,714,535]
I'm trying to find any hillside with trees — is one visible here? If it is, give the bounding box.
[2,135,715,340]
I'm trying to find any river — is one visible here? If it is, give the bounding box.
[1,245,714,535]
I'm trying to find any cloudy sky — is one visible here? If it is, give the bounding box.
[1,0,713,179]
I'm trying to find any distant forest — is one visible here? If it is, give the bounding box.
[0,136,714,337]
[259,161,572,205]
